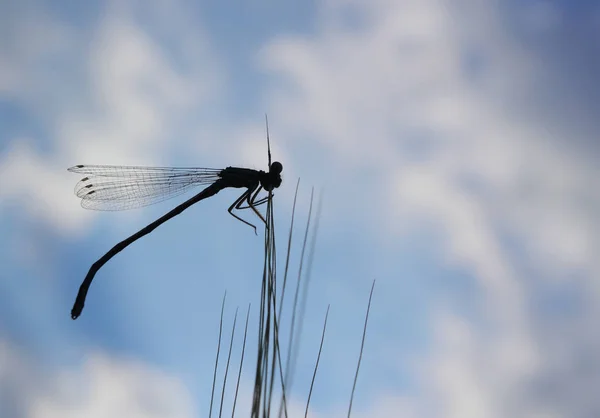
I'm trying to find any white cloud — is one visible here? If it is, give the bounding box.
[0,0,225,236]
[259,0,600,416]
[3,0,600,416]
[0,3,75,97]
[60,0,222,165]
[0,339,195,418]
[0,138,87,234]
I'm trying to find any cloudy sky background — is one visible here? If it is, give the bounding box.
[1,0,599,416]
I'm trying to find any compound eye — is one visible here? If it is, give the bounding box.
[270,161,283,175]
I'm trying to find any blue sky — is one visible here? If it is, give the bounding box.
[1,0,599,417]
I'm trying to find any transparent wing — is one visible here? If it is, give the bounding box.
[68,165,223,211]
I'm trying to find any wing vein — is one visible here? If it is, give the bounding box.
[68,165,223,211]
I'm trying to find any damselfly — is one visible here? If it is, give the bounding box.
[69,130,283,320]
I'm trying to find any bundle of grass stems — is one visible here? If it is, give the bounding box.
[206,181,375,418]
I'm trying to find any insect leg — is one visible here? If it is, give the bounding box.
[227,188,259,234]
[237,185,268,226]
[237,192,272,209]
